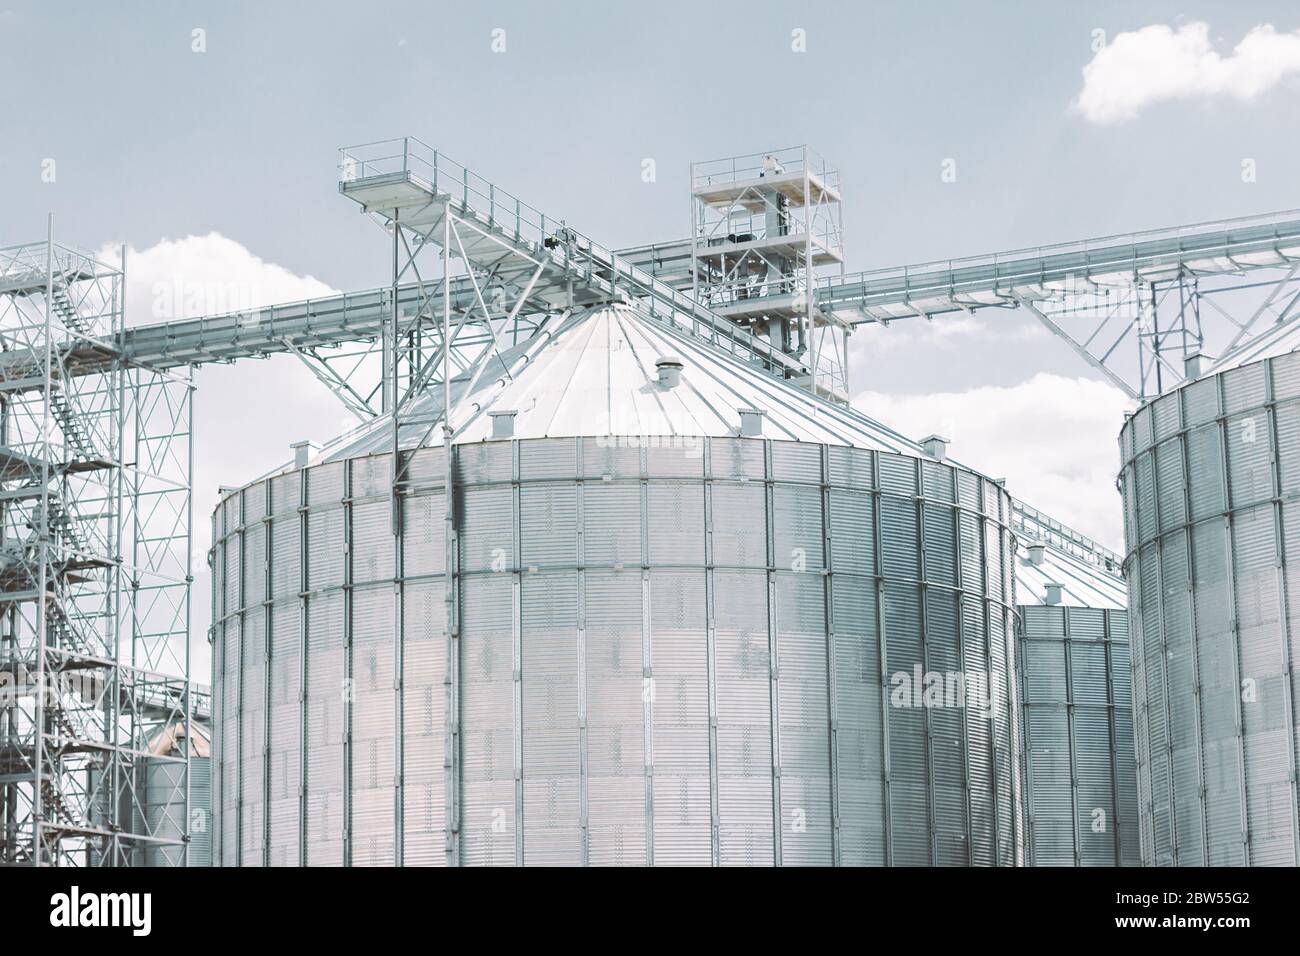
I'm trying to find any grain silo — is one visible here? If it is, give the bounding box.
[209,303,1023,866]
[1119,338,1300,866]
[140,721,212,866]
[1011,514,1139,867]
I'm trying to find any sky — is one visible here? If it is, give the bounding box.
[3,1,1300,676]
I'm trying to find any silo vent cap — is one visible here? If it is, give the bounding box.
[1184,352,1206,380]
[920,434,949,461]
[290,440,320,470]
[489,409,518,439]
[1027,543,1046,566]
[739,408,766,437]
[655,356,684,388]
[1043,581,1064,605]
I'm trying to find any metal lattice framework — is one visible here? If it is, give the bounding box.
[0,224,198,867]
[9,138,1300,868]
[814,210,1300,400]
[689,147,849,402]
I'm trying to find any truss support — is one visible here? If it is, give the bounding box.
[0,218,197,867]
[1014,296,1139,400]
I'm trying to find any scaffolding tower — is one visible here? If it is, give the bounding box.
[690,147,849,402]
[0,222,197,867]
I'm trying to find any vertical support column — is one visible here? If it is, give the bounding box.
[393,449,405,865]
[978,481,1003,864]
[297,464,309,865]
[235,490,245,868]
[442,213,462,867]
[820,446,841,865]
[803,147,816,396]
[873,451,894,866]
[1018,616,1035,864]
[388,203,405,865]
[952,469,974,865]
[639,445,654,864]
[262,479,273,867]
[1063,610,1081,865]
[1103,611,1124,864]
[1174,386,1210,863]
[763,440,783,865]
[702,438,719,865]
[1141,440,1179,864]
[916,459,937,865]
[182,359,196,871]
[575,439,589,866]
[512,440,524,865]
[30,217,54,867]
[1264,360,1300,865]
[342,459,353,866]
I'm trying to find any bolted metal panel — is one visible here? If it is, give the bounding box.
[583,570,647,865]
[713,569,774,865]
[304,590,345,866]
[267,599,300,866]
[351,583,396,866]
[240,607,266,866]
[188,756,213,867]
[212,437,1021,866]
[519,572,582,865]
[141,755,212,867]
[1120,348,1300,866]
[1018,605,1140,866]
[219,618,240,867]
[402,578,447,865]
[458,573,515,866]
[649,569,711,865]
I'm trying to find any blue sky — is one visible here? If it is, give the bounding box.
[4,2,1300,664]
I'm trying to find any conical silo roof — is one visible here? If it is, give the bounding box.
[318,304,926,462]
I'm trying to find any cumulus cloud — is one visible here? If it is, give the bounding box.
[856,373,1135,548]
[100,234,347,680]
[1075,22,1300,124]
[98,232,336,324]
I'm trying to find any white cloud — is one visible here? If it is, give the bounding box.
[98,232,336,324]
[99,234,349,681]
[856,373,1135,548]
[1076,22,1300,124]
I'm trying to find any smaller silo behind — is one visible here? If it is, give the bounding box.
[142,720,212,867]
[1014,518,1139,866]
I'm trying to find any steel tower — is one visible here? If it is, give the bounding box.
[0,221,198,866]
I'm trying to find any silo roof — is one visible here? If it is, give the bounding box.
[1015,540,1126,610]
[1206,317,1300,375]
[319,304,926,461]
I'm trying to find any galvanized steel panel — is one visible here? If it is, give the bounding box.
[213,436,1021,867]
[1121,349,1300,866]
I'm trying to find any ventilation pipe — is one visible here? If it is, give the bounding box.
[489,409,518,439]
[655,356,684,388]
[1027,543,1046,567]
[920,434,949,462]
[739,408,766,438]
[290,440,320,470]
[1043,581,1064,605]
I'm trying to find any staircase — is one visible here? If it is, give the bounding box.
[48,390,100,463]
[50,288,92,336]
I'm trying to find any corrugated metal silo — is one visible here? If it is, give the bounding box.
[1012,526,1139,866]
[210,304,1024,866]
[140,721,212,866]
[1119,342,1300,866]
